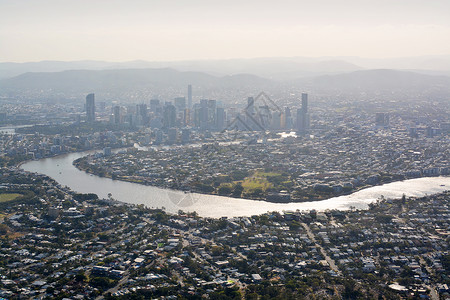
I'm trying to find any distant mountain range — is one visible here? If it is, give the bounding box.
[305,69,450,93]
[2,55,450,80]
[1,68,449,101]
[0,68,272,95]
[0,58,362,80]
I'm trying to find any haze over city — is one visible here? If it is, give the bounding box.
[1,0,450,62]
[0,1,449,299]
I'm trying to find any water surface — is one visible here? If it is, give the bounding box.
[22,151,450,218]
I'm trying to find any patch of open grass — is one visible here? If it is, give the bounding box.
[258,171,281,177]
[0,193,22,203]
[241,171,274,191]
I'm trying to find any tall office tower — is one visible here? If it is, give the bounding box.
[136,104,148,125]
[183,109,191,126]
[174,97,186,112]
[259,105,271,129]
[297,93,310,133]
[193,104,200,127]
[284,107,293,129]
[247,97,255,113]
[150,99,161,114]
[86,93,95,123]
[216,107,225,131]
[153,129,163,145]
[181,128,191,144]
[136,104,148,118]
[199,99,208,130]
[271,111,281,130]
[113,106,121,124]
[296,108,304,131]
[167,128,178,144]
[301,93,308,114]
[163,103,176,129]
[208,100,217,129]
[245,97,260,130]
[187,84,192,109]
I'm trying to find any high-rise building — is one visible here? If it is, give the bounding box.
[247,97,255,113]
[271,111,281,130]
[167,128,178,144]
[113,106,121,124]
[181,128,191,144]
[301,93,308,114]
[199,100,208,130]
[183,109,190,126]
[136,104,148,118]
[208,100,217,129]
[163,103,176,129]
[296,108,304,131]
[153,129,163,145]
[216,107,225,131]
[245,97,261,131]
[174,97,186,112]
[296,93,310,133]
[135,104,148,126]
[284,107,293,130]
[187,84,192,109]
[86,93,95,123]
[150,99,160,114]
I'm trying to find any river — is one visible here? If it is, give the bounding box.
[0,125,34,134]
[21,150,449,218]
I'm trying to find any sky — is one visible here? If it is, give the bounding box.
[1,0,450,62]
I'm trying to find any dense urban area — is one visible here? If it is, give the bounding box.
[0,85,449,299]
[0,168,448,299]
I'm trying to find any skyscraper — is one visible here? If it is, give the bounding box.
[163,103,176,129]
[301,93,308,114]
[174,97,186,111]
[284,107,293,130]
[208,100,217,130]
[113,106,121,124]
[187,84,192,109]
[216,107,225,131]
[199,99,208,130]
[297,93,310,133]
[86,93,95,123]
[150,99,160,114]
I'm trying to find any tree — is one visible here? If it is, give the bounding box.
[0,224,8,235]
[232,183,244,197]
[218,185,232,195]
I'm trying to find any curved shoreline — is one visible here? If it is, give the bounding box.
[71,149,435,204]
[72,156,403,203]
[20,149,450,217]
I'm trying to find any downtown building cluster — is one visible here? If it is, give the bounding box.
[85,87,311,145]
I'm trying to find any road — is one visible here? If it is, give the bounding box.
[95,275,130,300]
[301,222,341,276]
[419,256,439,300]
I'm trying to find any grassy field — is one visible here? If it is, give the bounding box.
[241,171,276,191]
[0,193,22,203]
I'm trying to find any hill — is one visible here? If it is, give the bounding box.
[0,68,272,95]
[302,69,450,93]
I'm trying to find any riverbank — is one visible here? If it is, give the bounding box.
[19,148,449,217]
[73,155,407,203]
[71,146,435,205]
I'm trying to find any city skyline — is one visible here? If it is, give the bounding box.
[1,0,450,62]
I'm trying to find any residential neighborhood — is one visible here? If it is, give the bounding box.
[0,167,448,299]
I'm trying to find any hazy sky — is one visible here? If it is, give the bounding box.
[1,0,450,62]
